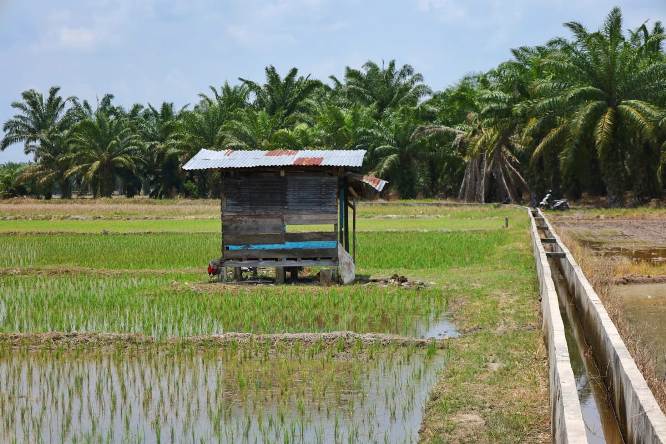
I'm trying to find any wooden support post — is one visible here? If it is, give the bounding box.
[352,199,356,263]
[220,173,225,257]
[338,182,345,248]
[504,217,509,228]
[289,268,298,282]
[275,267,285,284]
[343,178,350,253]
[220,266,227,282]
[233,267,242,281]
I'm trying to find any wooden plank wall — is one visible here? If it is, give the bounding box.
[221,171,339,261]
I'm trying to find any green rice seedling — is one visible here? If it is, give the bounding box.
[0,274,448,337]
[0,228,521,273]
[0,213,519,234]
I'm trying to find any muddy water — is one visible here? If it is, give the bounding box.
[612,283,666,376]
[580,237,666,375]
[578,240,666,264]
[549,259,625,444]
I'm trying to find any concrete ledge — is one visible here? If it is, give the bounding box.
[540,209,666,444]
[528,209,588,443]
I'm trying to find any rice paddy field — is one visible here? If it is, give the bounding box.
[0,198,549,443]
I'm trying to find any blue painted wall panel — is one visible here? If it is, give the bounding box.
[227,241,338,251]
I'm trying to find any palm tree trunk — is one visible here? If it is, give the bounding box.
[458,155,484,202]
[600,145,625,207]
[101,168,115,198]
[479,152,487,203]
[629,142,661,203]
[59,179,72,199]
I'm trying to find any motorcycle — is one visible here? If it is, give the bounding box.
[538,191,570,211]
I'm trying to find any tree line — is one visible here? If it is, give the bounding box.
[1,7,665,206]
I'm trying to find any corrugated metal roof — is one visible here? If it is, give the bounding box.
[182,149,366,170]
[347,172,388,192]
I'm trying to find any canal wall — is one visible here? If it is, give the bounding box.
[537,209,666,444]
[528,209,588,443]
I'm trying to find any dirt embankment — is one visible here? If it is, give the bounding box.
[0,331,449,349]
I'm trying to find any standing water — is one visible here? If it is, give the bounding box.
[611,283,666,376]
[0,344,446,443]
[549,258,625,444]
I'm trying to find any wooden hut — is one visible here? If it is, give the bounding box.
[182,149,386,283]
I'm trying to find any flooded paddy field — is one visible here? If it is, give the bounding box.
[551,208,666,409]
[611,283,666,375]
[0,200,549,442]
[0,343,444,443]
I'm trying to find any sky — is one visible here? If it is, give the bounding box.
[1,0,664,162]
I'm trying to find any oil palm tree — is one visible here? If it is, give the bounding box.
[530,8,666,206]
[0,163,32,198]
[199,82,250,112]
[19,133,73,198]
[66,112,140,197]
[138,103,184,198]
[415,63,531,203]
[1,87,75,158]
[70,94,123,121]
[221,109,281,150]
[176,102,229,155]
[334,60,432,116]
[239,66,321,127]
[175,102,234,197]
[310,102,375,149]
[360,107,429,198]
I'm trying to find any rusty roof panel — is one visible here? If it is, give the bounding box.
[265,149,298,156]
[346,172,388,192]
[182,149,366,170]
[362,175,387,191]
[293,156,324,166]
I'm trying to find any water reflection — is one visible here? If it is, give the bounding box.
[550,260,625,444]
[0,345,446,443]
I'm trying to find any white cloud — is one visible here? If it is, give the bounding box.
[416,0,466,19]
[32,1,151,52]
[224,24,297,48]
[222,0,337,49]
[58,26,97,50]
[259,0,326,19]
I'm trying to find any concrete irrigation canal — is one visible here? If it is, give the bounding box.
[529,208,666,444]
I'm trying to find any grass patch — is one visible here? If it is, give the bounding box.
[420,332,548,443]
[419,208,548,443]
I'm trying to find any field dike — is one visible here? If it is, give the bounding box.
[533,209,666,444]
[0,330,449,348]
